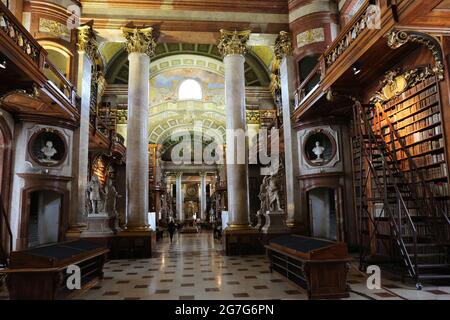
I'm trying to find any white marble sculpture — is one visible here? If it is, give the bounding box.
[259,176,269,213]
[312,141,325,162]
[267,174,282,212]
[41,141,57,163]
[87,175,104,214]
[103,178,119,216]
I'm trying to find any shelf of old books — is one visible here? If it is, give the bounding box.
[372,76,449,214]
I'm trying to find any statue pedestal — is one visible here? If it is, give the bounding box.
[261,210,289,234]
[81,213,114,237]
[260,210,290,246]
[254,210,266,231]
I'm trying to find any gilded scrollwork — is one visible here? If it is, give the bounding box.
[387,30,444,81]
[371,66,436,103]
[274,31,292,59]
[217,29,251,57]
[121,26,157,57]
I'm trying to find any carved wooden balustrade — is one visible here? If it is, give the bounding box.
[294,63,322,109]
[323,1,373,69]
[43,58,78,108]
[0,2,43,67]
[0,1,80,115]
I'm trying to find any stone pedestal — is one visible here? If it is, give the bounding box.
[222,228,263,256]
[260,210,290,245]
[81,213,114,237]
[261,210,289,234]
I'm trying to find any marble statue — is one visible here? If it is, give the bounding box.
[259,176,269,213]
[103,178,120,216]
[41,141,57,162]
[267,173,282,212]
[88,176,104,214]
[312,141,325,162]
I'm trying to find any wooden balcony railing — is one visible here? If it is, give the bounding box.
[1,1,80,113]
[323,0,372,70]
[294,63,322,109]
[43,59,78,107]
[0,1,43,67]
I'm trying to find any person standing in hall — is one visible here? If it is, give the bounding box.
[167,219,176,243]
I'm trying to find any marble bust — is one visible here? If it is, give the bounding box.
[41,141,57,162]
[312,141,325,162]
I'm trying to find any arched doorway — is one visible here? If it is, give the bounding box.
[307,187,337,241]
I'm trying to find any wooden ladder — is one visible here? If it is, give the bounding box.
[353,101,450,287]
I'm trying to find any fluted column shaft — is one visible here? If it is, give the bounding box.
[219,30,251,229]
[275,32,303,228]
[122,26,156,231]
[68,25,96,234]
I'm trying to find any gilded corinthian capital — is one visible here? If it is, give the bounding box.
[121,26,157,57]
[274,31,293,59]
[77,24,98,61]
[217,29,251,57]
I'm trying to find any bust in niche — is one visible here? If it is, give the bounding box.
[312,141,325,163]
[304,130,335,167]
[40,141,57,163]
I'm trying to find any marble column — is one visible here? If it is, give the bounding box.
[199,172,207,221]
[218,30,252,230]
[122,26,156,231]
[275,32,302,229]
[176,172,184,222]
[67,25,97,236]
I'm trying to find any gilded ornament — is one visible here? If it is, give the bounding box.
[387,30,444,80]
[274,31,292,59]
[217,29,250,57]
[77,25,98,61]
[371,67,436,103]
[121,26,156,57]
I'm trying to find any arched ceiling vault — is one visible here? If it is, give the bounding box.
[104,43,270,86]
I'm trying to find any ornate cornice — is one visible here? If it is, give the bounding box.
[387,29,444,81]
[77,24,98,61]
[274,31,292,59]
[370,67,436,103]
[121,26,157,57]
[217,29,251,57]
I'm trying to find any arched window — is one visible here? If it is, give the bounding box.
[298,55,319,82]
[178,79,202,100]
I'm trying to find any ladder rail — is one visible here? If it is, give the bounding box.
[355,101,418,279]
[376,102,450,242]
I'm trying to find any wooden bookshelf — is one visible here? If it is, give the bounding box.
[372,76,450,209]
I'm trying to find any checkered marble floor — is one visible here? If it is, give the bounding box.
[1,232,450,300]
